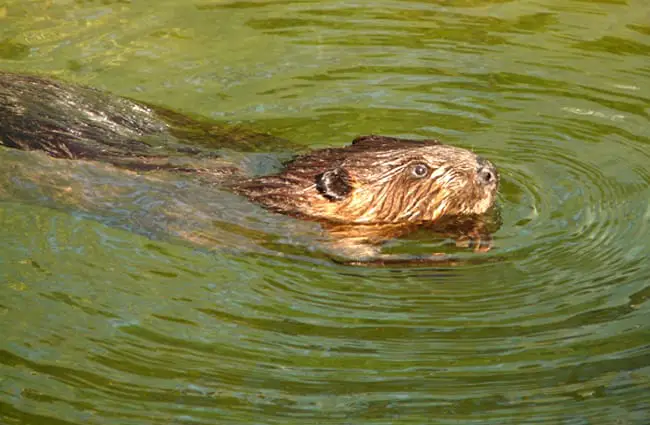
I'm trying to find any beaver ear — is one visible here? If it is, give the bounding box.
[316,168,352,201]
[352,135,441,148]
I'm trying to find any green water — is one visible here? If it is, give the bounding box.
[1,0,650,424]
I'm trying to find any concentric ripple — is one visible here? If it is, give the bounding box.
[2,0,650,424]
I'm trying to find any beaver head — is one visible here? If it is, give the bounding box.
[232,135,499,224]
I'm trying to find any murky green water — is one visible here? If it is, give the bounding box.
[1,0,650,423]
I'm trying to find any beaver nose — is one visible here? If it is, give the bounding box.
[478,168,495,185]
[476,157,497,186]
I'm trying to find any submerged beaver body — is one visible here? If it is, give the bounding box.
[0,72,499,257]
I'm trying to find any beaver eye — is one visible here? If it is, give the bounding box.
[411,163,429,178]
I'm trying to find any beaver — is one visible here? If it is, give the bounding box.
[0,72,499,261]
[233,135,498,224]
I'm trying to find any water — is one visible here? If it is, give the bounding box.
[1,0,650,423]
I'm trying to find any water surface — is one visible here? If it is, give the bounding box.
[1,0,649,423]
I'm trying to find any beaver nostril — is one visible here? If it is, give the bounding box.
[478,168,494,185]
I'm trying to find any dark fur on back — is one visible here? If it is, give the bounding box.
[0,72,169,160]
[0,72,288,178]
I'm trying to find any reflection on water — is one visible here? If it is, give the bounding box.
[1,0,650,424]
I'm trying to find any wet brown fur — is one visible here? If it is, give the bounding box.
[231,135,498,224]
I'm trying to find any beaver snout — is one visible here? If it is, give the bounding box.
[476,157,498,187]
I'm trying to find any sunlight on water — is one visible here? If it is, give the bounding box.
[1,0,650,424]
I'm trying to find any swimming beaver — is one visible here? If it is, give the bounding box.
[233,135,498,224]
[0,72,499,260]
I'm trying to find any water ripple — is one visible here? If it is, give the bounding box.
[2,0,650,424]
